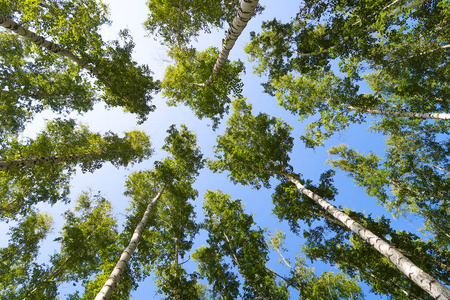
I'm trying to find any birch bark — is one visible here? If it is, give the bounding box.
[0,14,98,75]
[202,0,259,86]
[288,85,450,121]
[94,184,165,300]
[348,106,450,120]
[283,173,450,300]
[0,153,98,171]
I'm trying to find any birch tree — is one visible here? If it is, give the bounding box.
[0,0,159,129]
[245,0,449,147]
[0,119,153,219]
[93,124,204,299]
[144,0,263,46]
[142,181,202,300]
[196,190,289,299]
[209,98,450,300]
[328,141,450,247]
[93,183,165,300]
[272,177,449,299]
[153,0,260,128]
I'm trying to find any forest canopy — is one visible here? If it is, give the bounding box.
[0,0,449,299]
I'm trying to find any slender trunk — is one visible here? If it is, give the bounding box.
[0,243,27,263]
[286,86,450,121]
[202,0,259,86]
[337,259,427,300]
[283,173,450,300]
[94,184,166,300]
[222,230,241,270]
[0,153,99,171]
[348,106,450,120]
[221,229,268,299]
[0,14,98,76]
[265,267,292,287]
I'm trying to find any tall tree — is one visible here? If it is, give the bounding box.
[0,119,153,219]
[0,0,159,132]
[144,181,203,300]
[209,98,450,299]
[195,190,289,299]
[144,0,263,46]
[272,177,449,299]
[94,124,204,299]
[328,141,450,247]
[245,0,450,147]
[93,183,165,300]
[156,0,261,128]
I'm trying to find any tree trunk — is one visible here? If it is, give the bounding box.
[202,0,259,86]
[283,173,450,300]
[0,14,98,76]
[348,106,450,120]
[94,184,166,300]
[286,85,450,121]
[0,153,98,171]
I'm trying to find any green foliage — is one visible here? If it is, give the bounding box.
[269,71,370,148]
[245,0,450,147]
[0,210,53,299]
[152,124,205,184]
[93,29,160,122]
[209,98,294,188]
[199,190,289,299]
[51,191,119,284]
[0,119,153,219]
[144,0,264,46]
[301,210,449,300]
[0,192,120,299]
[0,33,96,135]
[1,0,159,128]
[192,245,240,299]
[328,141,450,247]
[269,230,364,300]
[162,47,244,129]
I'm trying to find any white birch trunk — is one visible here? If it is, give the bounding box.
[202,0,259,86]
[0,154,96,171]
[283,173,450,300]
[94,184,166,300]
[349,106,450,120]
[286,86,450,121]
[0,14,98,76]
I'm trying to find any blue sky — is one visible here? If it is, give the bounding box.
[0,0,432,299]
